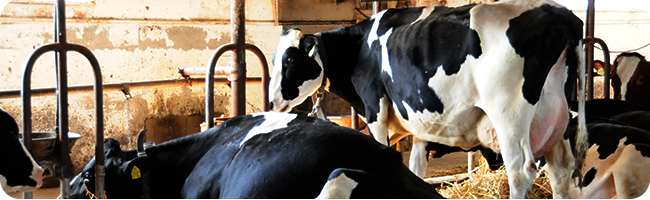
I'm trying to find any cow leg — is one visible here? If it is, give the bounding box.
[490,119,537,199]
[543,138,575,199]
[409,137,428,178]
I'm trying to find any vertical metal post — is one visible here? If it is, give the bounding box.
[586,0,596,100]
[54,0,73,198]
[231,0,246,116]
[372,2,380,14]
[351,110,359,130]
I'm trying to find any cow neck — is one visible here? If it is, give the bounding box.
[138,131,224,198]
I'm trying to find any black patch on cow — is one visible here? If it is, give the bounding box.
[376,7,425,36]
[381,5,480,119]
[583,167,597,187]
[566,122,650,160]
[633,143,650,158]
[0,109,38,188]
[279,47,322,101]
[507,5,583,105]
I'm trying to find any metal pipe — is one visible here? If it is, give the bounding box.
[243,44,270,112]
[593,38,611,99]
[206,44,236,129]
[1,77,262,99]
[351,110,359,130]
[67,43,104,199]
[586,0,596,100]
[231,0,246,117]
[22,43,58,200]
[54,2,74,189]
[373,2,380,14]
[178,66,234,77]
[205,43,269,128]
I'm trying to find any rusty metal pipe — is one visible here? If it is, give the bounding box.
[231,0,246,117]
[1,77,262,99]
[178,66,234,76]
[586,0,596,100]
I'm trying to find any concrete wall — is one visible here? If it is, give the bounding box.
[0,0,280,174]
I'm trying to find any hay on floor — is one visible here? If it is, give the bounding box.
[436,159,553,199]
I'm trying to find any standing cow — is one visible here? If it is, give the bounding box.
[69,112,443,199]
[268,0,586,198]
[1,108,44,194]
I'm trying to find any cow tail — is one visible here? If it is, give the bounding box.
[573,40,589,187]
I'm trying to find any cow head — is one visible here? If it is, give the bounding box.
[69,138,149,199]
[611,52,650,107]
[1,109,44,193]
[269,28,325,112]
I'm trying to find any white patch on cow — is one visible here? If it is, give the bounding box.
[366,10,388,48]
[367,95,391,145]
[316,172,358,199]
[239,112,298,147]
[615,56,641,100]
[1,142,44,193]
[411,6,436,25]
[380,28,394,81]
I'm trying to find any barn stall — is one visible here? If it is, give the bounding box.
[1,0,649,199]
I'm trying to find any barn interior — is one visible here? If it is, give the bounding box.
[2,0,650,199]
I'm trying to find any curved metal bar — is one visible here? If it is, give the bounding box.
[22,43,60,157]
[205,43,270,129]
[205,44,236,129]
[21,43,59,199]
[68,43,105,199]
[244,43,270,112]
[593,38,611,99]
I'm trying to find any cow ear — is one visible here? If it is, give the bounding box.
[303,36,318,58]
[121,157,149,180]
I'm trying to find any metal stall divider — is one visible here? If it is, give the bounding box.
[204,0,270,129]
[585,0,612,100]
[21,0,105,199]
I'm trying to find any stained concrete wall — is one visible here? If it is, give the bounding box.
[1,0,366,175]
[0,0,278,174]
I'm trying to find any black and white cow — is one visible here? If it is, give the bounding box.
[562,118,650,199]
[1,108,44,193]
[569,99,650,119]
[269,0,585,198]
[69,112,443,199]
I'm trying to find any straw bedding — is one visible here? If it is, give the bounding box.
[435,157,553,199]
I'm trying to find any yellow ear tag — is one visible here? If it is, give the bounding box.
[131,166,141,179]
[308,45,316,57]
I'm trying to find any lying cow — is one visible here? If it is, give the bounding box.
[611,52,650,108]
[268,0,585,198]
[69,112,443,199]
[1,108,44,193]
[563,118,650,199]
